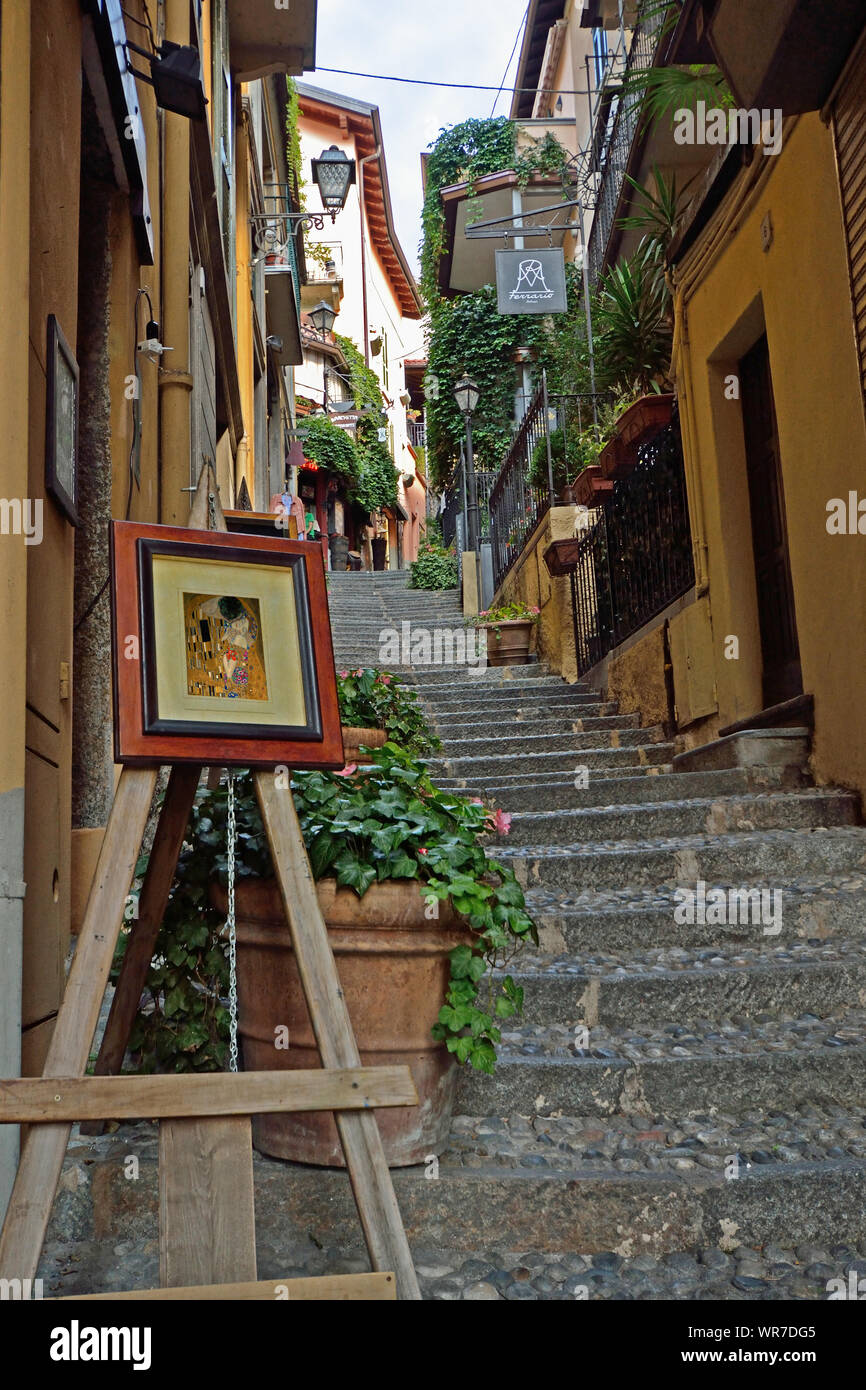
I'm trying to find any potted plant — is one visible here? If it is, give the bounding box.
[467,600,540,666]
[114,746,535,1166]
[337,667,440,763]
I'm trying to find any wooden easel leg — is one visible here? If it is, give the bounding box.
[160,1117,257,1288]
[254,772,421,1301]
[80,763,203,1135]
[0,766,159,1282]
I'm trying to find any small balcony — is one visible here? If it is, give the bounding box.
[300,242,344,315]
[226,0,316,81]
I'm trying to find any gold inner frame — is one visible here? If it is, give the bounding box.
[151,553,306,726]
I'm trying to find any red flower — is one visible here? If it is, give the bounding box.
[418,847,428,856]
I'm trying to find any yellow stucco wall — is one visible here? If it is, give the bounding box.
[672,113,866,797]
[494,506,582,682]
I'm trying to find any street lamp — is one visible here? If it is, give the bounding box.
[311,146,357,216]
[309,300,337,413]
[454,374,480,552]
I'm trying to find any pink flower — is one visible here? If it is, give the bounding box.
[485,808,512,835]
[355,668,364,677]
[470,797,483,805]
[380,674,392,685]
[335,763,358,778]
[339,670,349,679]
[418,847,428,856]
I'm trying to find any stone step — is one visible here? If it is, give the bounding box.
[427,695,611,719]
[455,1011,866,1116]
[404,667,553,689]
[434,714,640,740]
[436,766,809,810]
[433,743,675,779]
[500,790,859,846]
[436,726,667,764]
[414,673,580,695]
[500,826,866,891]
[527,874,866,951]
[44,1110,866,1274]
[430,716,644,749]
[502,940,866,1028]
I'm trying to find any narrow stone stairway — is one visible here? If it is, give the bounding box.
[324,572,866,1300]
[38,571,866,1300]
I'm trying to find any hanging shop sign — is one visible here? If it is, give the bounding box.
[495,247,567,315]
[110,521,343,767]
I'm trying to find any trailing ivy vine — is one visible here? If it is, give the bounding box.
[334,332,399,513]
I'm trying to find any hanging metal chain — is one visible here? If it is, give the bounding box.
[225,770,239,1073]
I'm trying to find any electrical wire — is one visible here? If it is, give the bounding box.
[314,65,591,97]
[490,4,529,117]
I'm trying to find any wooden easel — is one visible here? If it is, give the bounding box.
[0,468,421,1300]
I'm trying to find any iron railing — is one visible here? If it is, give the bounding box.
[571,408,695,676]
[489,387,614,591]
[586,7,666,287]
[408,419,427,451]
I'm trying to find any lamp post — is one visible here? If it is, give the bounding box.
[453,374,481,553]
[308,299,337,414]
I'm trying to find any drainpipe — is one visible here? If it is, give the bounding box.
[158,0,194,521]
[673,288,710,596]
[358,146,381,368]
[0,0,30,1222]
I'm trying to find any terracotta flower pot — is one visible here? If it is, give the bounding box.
[212,877,473,1167]
[614,393,673,450]
[599,435,632,481]
[341,725,386,764]
[484,618,534,666]
[574,466,614,508]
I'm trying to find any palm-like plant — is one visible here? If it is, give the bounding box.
[618,164,697,247]
[594,237,673,397]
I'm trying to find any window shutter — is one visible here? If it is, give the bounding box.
[833,41,866,401]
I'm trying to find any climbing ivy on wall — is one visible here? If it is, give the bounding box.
[421,117,576,487]
[333,332,399,513]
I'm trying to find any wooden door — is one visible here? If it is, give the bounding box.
[739,335,803,707]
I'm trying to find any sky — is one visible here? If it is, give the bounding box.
[311,0,532,279]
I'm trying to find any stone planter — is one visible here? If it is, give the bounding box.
[341,725,386,764]
[212,877,473,1167]
[483,618,534,666]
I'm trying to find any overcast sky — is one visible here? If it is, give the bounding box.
[311,0,531,279]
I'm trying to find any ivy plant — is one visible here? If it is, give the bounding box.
[408,540,459,590]
[115,746,536,1077]
[301,416,361,485]
[336,667,441,757]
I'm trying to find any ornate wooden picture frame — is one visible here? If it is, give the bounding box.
[110,521,343,767]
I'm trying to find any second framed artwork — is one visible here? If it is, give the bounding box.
[110,521,343,767]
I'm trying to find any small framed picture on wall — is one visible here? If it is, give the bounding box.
[45,314,80,525]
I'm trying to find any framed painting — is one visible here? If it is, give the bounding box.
[224,509,299,541]
[110,521,343,767]
[45,314,80,525]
